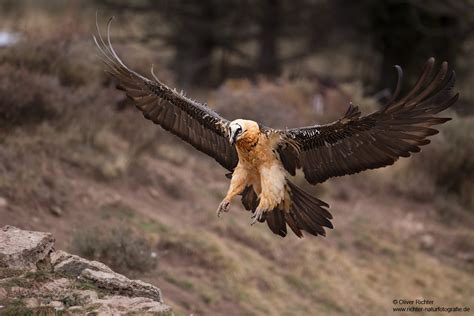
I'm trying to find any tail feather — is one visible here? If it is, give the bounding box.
[291,199,327,236]
[288,181,331,218]
[292,192,333,229]
[266,210,287,237]
[287,180,333,238]
[240,180,333,238]
[284,212,304,238]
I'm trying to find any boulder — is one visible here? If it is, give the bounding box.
[0,226,171,315]
[91,295,171,314]
[51,250,114,276]
[0,225,54,270]
[80,269,162,302]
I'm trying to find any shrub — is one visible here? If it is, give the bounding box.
[0,35,106,129]
[213,78,378,131]
[0,65,60,128]
[0,41,61,75]
[71,225,157,275]
[422,116,474,210]
[213,78,319,129]
[394,116,474,211]
[0,38,103,87]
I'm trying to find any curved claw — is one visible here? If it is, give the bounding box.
[216,200,230,218]
[250,215,258,225]
[250,208,264,225]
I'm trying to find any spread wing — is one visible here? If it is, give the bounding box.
[276,58,459,184]
[94,18,238,171]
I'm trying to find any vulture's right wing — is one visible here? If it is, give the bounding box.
[275,58,458,184]
[94,18,238,171]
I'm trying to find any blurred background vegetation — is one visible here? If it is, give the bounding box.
[0,0,473,315]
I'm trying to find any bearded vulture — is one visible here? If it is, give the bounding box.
[94,18,458,238]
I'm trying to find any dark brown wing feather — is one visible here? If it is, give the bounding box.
[94,18,238,171]
[277,58,458,184]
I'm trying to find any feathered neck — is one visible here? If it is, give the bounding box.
[236,121,260,151]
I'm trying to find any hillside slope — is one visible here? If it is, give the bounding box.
[0,14,472,313]
[1,103,473,315]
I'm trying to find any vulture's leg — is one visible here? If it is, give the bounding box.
[251,163,285,225]
[217,167,248,217]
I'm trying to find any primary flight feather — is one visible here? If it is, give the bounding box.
[95,18,458,238]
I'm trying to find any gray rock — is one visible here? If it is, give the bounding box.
[42,277,72,293]
[73,290,98,304]
[420,234,435,250]
[49,206,63,217]
[23,297,40,308]
[90,295,171,315]
[51,250,113,276]
[67,306,84,314]
[0,197,7,208]
[80,268,163,302]
[0,226,172,315]
[49,300,65,310]
[0,226,54,270]
[0,288,7,300]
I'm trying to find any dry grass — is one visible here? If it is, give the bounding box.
[154,215,474,316]
[71,225,157,275]
[382,116,474,212]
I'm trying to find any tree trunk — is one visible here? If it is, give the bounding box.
[257,0,281,76]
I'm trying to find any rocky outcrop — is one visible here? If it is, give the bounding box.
[0,226,172,315]
[0,226,54,270]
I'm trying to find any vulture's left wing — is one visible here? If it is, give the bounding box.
[94,18,238,171]
[275,58,458,184]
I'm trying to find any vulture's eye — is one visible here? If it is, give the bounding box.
[237,127,243,135]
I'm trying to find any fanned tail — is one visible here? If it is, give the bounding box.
[284,180,333,238]
[241,180,333,238]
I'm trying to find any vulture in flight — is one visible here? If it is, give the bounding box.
[94,18,458,238]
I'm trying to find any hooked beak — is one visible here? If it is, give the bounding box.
[229,130,238,145]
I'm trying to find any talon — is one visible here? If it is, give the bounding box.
[250,208,263,225]
[250,214,258,225]
[216,200,230,218]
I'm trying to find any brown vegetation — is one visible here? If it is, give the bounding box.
[71,225,157,275]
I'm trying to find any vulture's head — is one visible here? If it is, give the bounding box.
[228,119,260,145]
